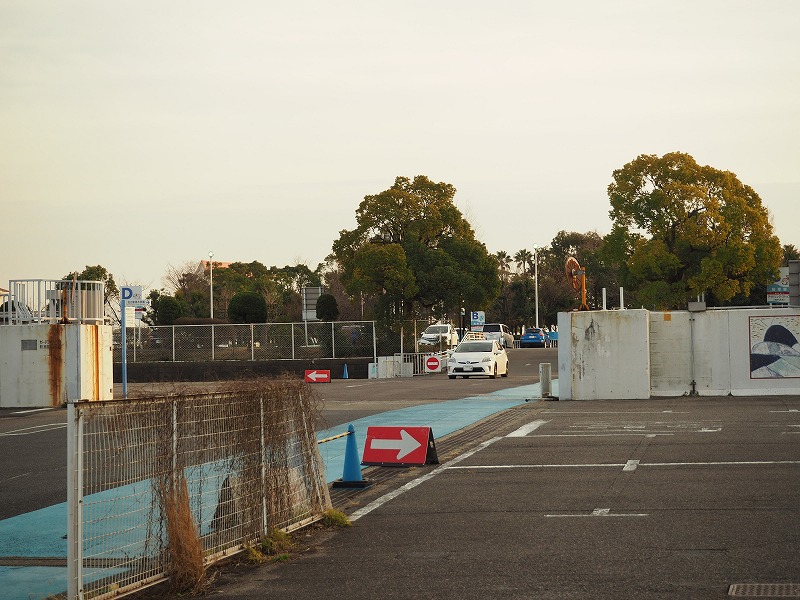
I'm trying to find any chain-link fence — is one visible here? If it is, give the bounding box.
[113,320,440,363]
[67,379,330,600]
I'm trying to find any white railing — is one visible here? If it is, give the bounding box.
[67,381,330,600]
[2,279,105,325]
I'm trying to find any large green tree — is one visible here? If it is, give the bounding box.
[606,152,782,309]
[228,291,268,323]
[331,175,500,324]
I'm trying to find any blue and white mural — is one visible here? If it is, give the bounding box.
[750,316,800,379]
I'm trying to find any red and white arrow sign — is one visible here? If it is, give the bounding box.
[361,426,438,466]
[369,429,422,459]
[304,369,331,383]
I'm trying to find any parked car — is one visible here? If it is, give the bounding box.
[448,337,509,379]
[520,327,548,348]
[481,323,514,348]
[418,323,459,348]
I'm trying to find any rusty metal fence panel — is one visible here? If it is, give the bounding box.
[67,381,330,600]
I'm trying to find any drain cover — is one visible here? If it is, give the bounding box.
[729,583,800,597]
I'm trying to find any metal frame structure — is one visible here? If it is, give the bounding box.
[1,279,105,325]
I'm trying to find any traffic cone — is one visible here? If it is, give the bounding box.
[343,363,349,379]
[332,424,371,489]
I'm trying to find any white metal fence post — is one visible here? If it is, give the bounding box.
[260,396,267,532]
[372,321,378,364]
[291,323,296,360]
[331,322,335,359]
[172,325,176,361]
[67,402,84,600]
[172,401,178,477]
[250,324,255,361]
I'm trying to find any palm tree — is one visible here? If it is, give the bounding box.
[495,251,511,282]
[514,249,533,276]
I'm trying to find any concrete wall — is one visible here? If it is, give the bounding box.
[117,357,371,382]
[557,309,651,400]
[558,307,800,399]
[0,324,113,408]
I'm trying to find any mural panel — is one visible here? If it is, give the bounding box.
[749,316,800,378]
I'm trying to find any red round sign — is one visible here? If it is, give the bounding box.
[426,356,440,371]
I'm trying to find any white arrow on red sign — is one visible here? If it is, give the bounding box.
[369,429,422,460]
[361,426,439,466]
[304,370,331,383]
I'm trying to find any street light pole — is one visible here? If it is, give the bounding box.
[209,251,214,319]
[533,244,539,328]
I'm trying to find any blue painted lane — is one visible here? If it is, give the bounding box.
[317,382,554,483]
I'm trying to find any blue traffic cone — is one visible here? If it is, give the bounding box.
[343,363,349,379]
[333,424,370,488]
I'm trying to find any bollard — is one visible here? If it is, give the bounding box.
[539,363,552,398]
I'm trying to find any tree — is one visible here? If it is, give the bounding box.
[606,152,782,309]
[495,251,512,282]
[331,175,500,324]
[147,290,184,326]
[513,249,533,276]
[227,291,268,323]
[162,261,210,319]
[316,293,339,321]
[491,251,513,324]
[783,244,800,266]
[62,265,119,304]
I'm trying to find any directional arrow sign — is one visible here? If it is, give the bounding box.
[370,429,422,459]
[304,369,331,383]
[362,426,438,466]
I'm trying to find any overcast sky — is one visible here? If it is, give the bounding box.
[2,1,798,291]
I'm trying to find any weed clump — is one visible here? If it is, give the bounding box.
[320,509,351,528]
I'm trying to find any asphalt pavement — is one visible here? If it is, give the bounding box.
[197,394,800,600]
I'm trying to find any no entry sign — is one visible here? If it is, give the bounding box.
[304,369,331,383]
[425,355,441,373]
[362,426,439,466]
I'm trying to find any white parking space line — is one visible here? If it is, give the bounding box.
[0,423,66,436]
[446,463,627,470]
[545,510,649,518]
[534,433,674,438]
[350,436,503,522]
[643,460,800,467]
[11,408,55,415]
[446,460,800,471]
[506,420,549,437]
[542,411,690,415]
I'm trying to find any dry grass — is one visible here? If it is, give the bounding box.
[159,474,207,594]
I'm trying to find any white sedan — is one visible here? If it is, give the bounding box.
[448,339,509,379]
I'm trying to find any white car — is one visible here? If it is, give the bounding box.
[481,323,514,348]
[418,323,459,348]
[448,338,509,379]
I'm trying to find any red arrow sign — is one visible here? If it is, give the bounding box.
[304,369,331,383]
[425,355,441,372]
[362,426,438,466]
